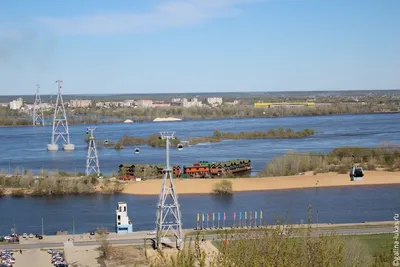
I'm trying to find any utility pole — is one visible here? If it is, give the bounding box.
[41,217,44,236]
[156,131,184,250]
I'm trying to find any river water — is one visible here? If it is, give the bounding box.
[0,185,398,235]
[0,113,399,235]
[1,113,400,175]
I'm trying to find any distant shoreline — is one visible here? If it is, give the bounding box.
[1,111,399,128]
[122,171,400,195]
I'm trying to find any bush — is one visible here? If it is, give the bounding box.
[11,189,25,197]
[259,145,400,177]
[0,187,4,197]
[212,180,233,195]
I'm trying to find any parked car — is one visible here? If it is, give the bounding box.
[22,233,28,238]
[28,233,34,238]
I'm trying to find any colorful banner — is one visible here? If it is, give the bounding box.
[202,213,205,222]
[234,212,236,220]
[260,210,263,219]
[255,211,258,219]
[218,212,221,221]
[250,211,252,220]
[239,211,242,220]
[197,213,200,222]
[212,212,215,221]
[223,212,226,221]
[245,211,247,220]
[207,213,209,221]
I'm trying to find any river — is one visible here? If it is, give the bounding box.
[1,113,400,175]
[0,185,398,235]
[0,113,399,236]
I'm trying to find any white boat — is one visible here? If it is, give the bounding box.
[153,117,182,122]
[124,119,133,123]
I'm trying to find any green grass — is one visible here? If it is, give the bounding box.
[341,234,392,255]
[212,233,392,256]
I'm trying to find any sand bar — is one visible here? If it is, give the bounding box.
[122,171,400,195]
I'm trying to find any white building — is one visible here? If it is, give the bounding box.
[182,98,202,108]
[206,97,223,106]
[9,98,23,110]
[69,99,91,108]
[115,202,133,233]
[136,99,153,108]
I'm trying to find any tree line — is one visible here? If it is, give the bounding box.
[1,101,399,126]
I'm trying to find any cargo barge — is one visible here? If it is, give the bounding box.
[118,159,251,180]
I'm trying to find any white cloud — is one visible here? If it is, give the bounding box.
[35,0,261,36]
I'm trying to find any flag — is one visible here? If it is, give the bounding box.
[239,211,242,220]
[197,213,200,222]
[234,212,236,220]
[245,211,247,220]
[202,213,205,222]
[213,212,215,221]
[260,210,263,219]
[255,211,258,219]
[223,212,226,220]
[218,212,220,221]
[207,213,209,221]
[250,211,252,220]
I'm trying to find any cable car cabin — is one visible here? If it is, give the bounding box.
[134,147,140,154]
[349,165,364,181]
[177,144,183,150]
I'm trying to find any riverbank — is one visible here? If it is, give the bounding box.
[122,171,400,195]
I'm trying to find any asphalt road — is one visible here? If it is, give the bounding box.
[1,226,393,250]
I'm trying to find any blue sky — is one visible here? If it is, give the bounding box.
[0,0,399,95]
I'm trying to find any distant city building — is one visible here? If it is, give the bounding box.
[182,98,202,108]
[70,99,91,108]
[9,98,23,110]
[152,101,171,108]
[136,99,153,108]
[123,100,135,107]
[206,97,223,106]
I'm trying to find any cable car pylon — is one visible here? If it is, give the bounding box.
[32,84,44,126]
[86,127,100,176]
[47,80,74,151]
[155,131,184,250]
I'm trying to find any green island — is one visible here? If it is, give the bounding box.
[108,127,316,149]
[0,144,398,197]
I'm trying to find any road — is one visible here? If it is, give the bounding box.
[1,226,393,250]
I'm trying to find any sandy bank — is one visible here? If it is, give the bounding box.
[122,171,400,195]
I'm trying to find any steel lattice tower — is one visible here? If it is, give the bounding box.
[47,80,74,151]
[86,127,100,176]
[32,84,44,126]
[155,131,184,250]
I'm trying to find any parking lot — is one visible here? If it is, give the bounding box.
[13,249,53,267]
